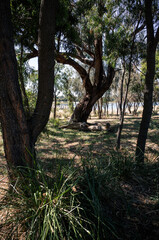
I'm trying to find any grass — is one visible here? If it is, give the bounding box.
[0,115,159,239]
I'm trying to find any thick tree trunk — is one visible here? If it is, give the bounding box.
[57,33,115,123]
[0,0,56,176]
[135,0,158,163]
[71,93,95,122]
[0,0,33,171]
[71,65,115,122]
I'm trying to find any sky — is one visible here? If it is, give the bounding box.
[28,57,38,70]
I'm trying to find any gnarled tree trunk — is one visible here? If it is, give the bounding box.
[57,35,115,123]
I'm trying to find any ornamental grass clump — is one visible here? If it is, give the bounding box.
[0,166,93,240]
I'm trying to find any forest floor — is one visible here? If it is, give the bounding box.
[0,115,159,239]
[36,115,159,165]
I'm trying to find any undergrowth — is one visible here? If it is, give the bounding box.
[0,152,159,240]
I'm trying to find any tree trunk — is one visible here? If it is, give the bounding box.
[93,104,97,115]
[116,13,141,149]
[57,34,115,123]
[98,98,102,119]
[106,103,109,116]
[71,67,115,122]
[53,93,57,119]
[0,0,33,171]
[0,0,56,176]
[135,0,159,163]
[71,93,95,122]
[111,103,114,115]
[29,0,55,144]
[116,102,119,116]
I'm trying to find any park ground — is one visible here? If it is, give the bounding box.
[0,113,159,239]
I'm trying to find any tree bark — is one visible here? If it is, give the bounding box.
[71,65,115,122]
[0,0,56,175]
[29,0,56,144]
[0,0,33,171]
[135,0,158,163]
[98,98,102,119]
[57,36,115,123]
[116,61,126,149]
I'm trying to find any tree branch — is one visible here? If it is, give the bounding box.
[56,53,93,91]
[24,47,38,61]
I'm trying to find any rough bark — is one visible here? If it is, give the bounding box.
[29,0,56,144]
[0,0,33,170]
[71,65,115,122]
[57,35,115,123]
[0,0,56,174]
[135,0,158,163]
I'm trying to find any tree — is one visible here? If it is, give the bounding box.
[135,0,159,163]
[127,68,144,115]
[0,0,56,176]
[56,0,116,122]
[140,49,159,112]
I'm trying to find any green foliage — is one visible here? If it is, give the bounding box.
[0,144,138,240]
[50,118,60,128]
[0,167,93,240]
[55,63,83,113]
[11,0,40,48]
[140,50,159,105]
[56,0,80,49]
[26,70,38,113]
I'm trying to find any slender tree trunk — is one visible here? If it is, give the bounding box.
[106,103,109,116]
[93,104,97,115]
[116,102,119,116]
[98,98,102,119]
[111,103,114,115]
[53,93,57,119]
[135,0,159,163]
[29,0,55,144]
[116,65,131,149]
[116,13,141,149]
[104,103,106,116]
